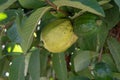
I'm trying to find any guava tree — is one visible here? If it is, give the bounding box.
[0,0,120,80]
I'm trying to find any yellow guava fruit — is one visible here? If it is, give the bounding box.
[41,19,78,53]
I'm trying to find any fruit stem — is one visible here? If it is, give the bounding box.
[45,0,68,16]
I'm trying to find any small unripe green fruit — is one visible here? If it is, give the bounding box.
[41,19,78,53]
[93,62,113,80]
[73,13,97,36]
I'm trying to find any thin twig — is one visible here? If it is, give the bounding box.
[0,21,14,39]
[5,21,14,29]
[45,0,57,10]
[98,48,103,62]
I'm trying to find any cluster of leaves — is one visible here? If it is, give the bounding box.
[0,0,120,80]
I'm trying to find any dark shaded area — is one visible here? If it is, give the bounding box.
[110,22,120,42]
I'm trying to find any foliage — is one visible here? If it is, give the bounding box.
[0,0,120,80]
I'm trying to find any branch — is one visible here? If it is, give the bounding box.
[4,21,14,29]
[45,0,57,10]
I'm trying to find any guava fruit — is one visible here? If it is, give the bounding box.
[73,13,98,36]
[41,19,78,53]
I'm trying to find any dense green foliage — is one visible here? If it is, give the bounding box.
[0,0,120,80]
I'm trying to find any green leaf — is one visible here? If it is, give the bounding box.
[52,53,68,80]
[76,33,98,51]
[113,72,120,79]
[15,9,25,26]
[103,3,120,29]
[0,0,17,12]
[24,52,32,77]
[0,0,7,5]
[102,53,117,72]
[28,48,40,80]
[77,68,94,79]
[98,0,111,5]
[69,76,90,80]
[53,0,105,16]
[69,70,92,80]
[40,77,49,80]
[0,37,2,57]
[114,0,120,11]
[9,55,25,80]
[0,57,10,76]
[0,49,1,58]
[0,57,6,76]
[20,7,51,53]
[96,21,109,51]
[73,50,98,72]
[101,3,113,10]
[7,23,22,43]
[18,0,46,9]
[40,49,49,76]
[107,37,120,72]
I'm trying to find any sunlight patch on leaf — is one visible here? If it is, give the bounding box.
[0,12,7,21]
[7,44,23,53]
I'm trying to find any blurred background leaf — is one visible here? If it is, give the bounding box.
[28,48,40,80]
[0,0,16,12]
[0,57,10,77]
[52,53,68,80]
[73,50,98,72]
[40,49,49,77]
[7,23,22,43]
[103,2,120,29]
[107,37,120,72]
[114,0,120,11]
[9,55,25,80]
[102,53,118,72]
